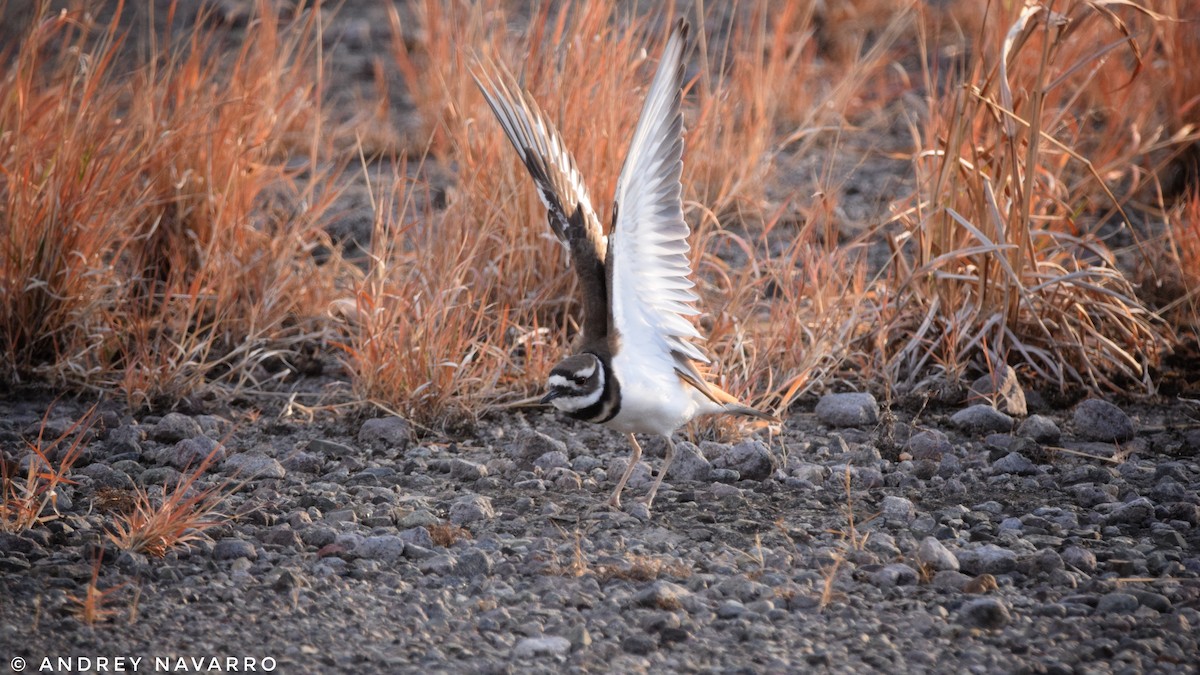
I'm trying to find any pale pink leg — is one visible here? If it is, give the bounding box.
[608,433,642,508]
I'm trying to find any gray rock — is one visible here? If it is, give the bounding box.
[1130,590,1171,613]
[716,600,746,619]
[448,458,488,481]
[449,494,495,525]
[1106,497,1154,525]
[1073,399,1134,442]
[1017,415,1061,444]
[546,467,582,490]
[281,451,323,474]
[457,549,493,577]
[507,429,567,467]
[968,366,1027,416]
[815,392,879,427]
[1060,545,1097,573]
[212,538,257,561]
[992,452,1037,476]
[397,527,435,548]
[166,436,225,469]
[357,416,413,452]
[152,413,203,443]
[907,430,953,460]
[956,544,1017,575]
[881,495,916,522]
[300,526,337,548]
[871,563,919,587]
[140,466,182,486]
[958,598,1011,629]
[918,537,960,572]
[306,439,353,458]
[533,450,570,471]
[1095,592,1139,614]
[513,636,572,659]
[932,570,972,591]
[634,580,691,609]
[417,553,457,576]
[950,405,1014,434]
[223,453,286,479]
[667,441,712,482]
[621,635,657,655]
[355,535,407,561]
[607,457,652,490]
[712,439,774,481]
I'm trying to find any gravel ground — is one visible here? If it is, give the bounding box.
[1,385,1198,673]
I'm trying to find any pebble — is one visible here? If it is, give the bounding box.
[712,439,774,481]
[449,494,495,525]
[1061,546,1097,573]
[956,544,1017,575]
[166,435,225,469]
[512,636,572,658]
[212,538,257,561]
[906,430,953,460]
[282,451,324,473]
[918,537,960,572]
[507,430,566,467]
[814,392,879,427]
[1017,415,1061,444]
[871,563,919,587]
[354,535,407,561]
[223,453,286,479]
[634,580,691,609]
[357,416,413,452]
[448,458,488,481]
[533,450,569,471]
[1072,399,1134,442]
[958,598,1011,629]
[667,441,712,482]
[1095,592,1139,615]
[992,452,1037,476]
[880,495,915,522]
[152,412,203,442]
[950,405,1015,434]
[1106,497,1155,525]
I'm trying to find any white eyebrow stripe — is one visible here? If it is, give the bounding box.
[548,374,571,388]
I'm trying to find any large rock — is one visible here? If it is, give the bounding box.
[815,393,879,428]
[1072,399,1134,442]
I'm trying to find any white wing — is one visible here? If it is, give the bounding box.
[609,21,708,366]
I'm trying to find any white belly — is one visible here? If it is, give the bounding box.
[604,350,718,435]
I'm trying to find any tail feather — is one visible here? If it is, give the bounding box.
[722,403,780,423]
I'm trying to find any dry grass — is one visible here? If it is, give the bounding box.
[1,405,95,533]
[106,442,235,558]
[3,0,1199,418]
[67,552,136,626]
[874,1,1174,394]
[0,0,345,407]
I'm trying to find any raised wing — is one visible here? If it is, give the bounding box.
[473,65,610,343]
[608,21,711,374]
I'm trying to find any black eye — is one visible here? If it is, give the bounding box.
[572,376,586,385]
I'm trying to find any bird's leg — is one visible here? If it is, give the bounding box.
[642,435,675,509]
[608,433,643,508]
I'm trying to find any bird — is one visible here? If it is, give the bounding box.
[473,19,776,510]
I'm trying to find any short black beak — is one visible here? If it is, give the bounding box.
[540,390,561,405]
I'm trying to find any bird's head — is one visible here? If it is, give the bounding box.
[540,353,604,412]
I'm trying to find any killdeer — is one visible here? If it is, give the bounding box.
[474,20,775,509]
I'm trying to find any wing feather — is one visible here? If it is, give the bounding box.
[473,65,611,344]
[609,21,710,367]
